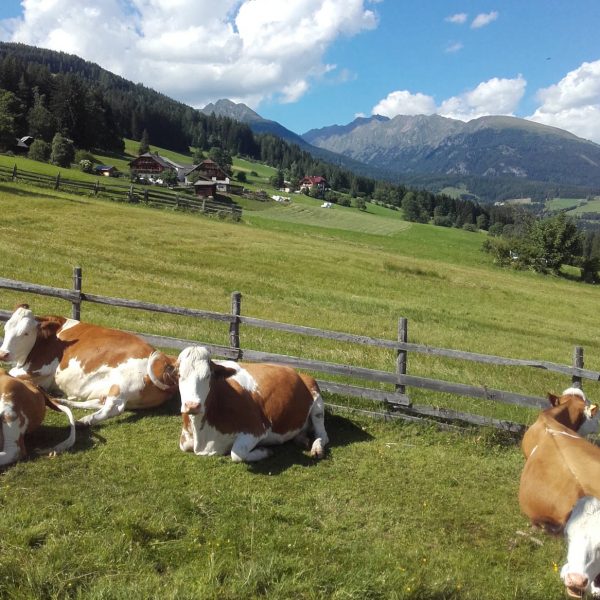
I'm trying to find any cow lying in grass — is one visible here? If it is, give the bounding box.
[177,346,328,462]
[0,304,178,426]
[0,368,76,466]
[519,387,600,531]
[519,388,600,598]
[521,387,599,458]
[561,496,600,599]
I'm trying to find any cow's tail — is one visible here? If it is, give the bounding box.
[147,351,179,391]
[39,396,76,456]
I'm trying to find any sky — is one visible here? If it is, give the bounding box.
[0,1,599,143]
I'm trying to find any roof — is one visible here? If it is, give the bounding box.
[193,180,218,187]
[129,152,182,169]
[94,165,118,171]
[301,175,328,185]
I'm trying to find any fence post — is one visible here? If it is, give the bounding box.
[396,317,408,394]
[229,292,242,357]
[94,180,99,195]
[54,172,61,190]
[72,266,82,320]
[572,346,584,389]
[12,164,17,181]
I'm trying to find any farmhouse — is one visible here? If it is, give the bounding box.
[129,152,179,179]
[193,180,218,198]
[14,135,34,153]
[300,175,328,192]
[184,159,229,183]
[94,165,119,177]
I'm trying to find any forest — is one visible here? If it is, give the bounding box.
[0,41,589,244]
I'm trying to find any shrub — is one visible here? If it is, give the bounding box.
[50,133,74,167]
[236,171,247,183]
[462,223,478,232]
[79,159,93,173]
[27,139,51,162]
[74,150,95,164]
[433,215,453,228]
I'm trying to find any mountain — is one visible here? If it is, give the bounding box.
[200,99,389,178]
[303,114,600,189]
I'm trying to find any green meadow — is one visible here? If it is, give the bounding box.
[1,173,599,598]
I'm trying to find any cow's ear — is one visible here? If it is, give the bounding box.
[211,361,238,379]
[591,404,599,417]
[548,393,559,406]
[14,302,30,310]
[39,319,61,339]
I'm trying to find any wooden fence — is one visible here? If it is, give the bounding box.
[1,268,599,434]
[0,165,242,219]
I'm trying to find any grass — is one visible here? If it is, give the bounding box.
[1,170,599,597]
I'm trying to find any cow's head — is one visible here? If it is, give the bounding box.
[177,346,237,416]
[548,388,599,437]
[0,305,38,365]
[561,496,600,598]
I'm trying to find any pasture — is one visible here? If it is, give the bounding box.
[1,181,600,598]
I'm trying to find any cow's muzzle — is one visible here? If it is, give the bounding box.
[0,349,10,362]
[182,401,202,415]
[565,572,588,598]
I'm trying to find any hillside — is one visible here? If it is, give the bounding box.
[303,113,600,194]
[200,99,389,179]
[3,176,600,598]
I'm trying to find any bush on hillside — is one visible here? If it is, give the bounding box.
[50,132,74,167]
[27,139,50,162]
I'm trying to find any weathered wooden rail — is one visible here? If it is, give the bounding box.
[0,165,242,219]
[1,268,598,433]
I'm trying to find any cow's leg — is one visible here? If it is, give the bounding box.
[58,398,106,410]
[309,393,328,458]
[0,417,26,466]
[77,394,126,426]
[231,433,271,463]
[179,416,194,452]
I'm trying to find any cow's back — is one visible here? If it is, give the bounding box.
[519,430,600,530]
[57,322,155,371]
[244,364,315,435]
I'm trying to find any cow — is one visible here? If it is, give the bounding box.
[176,346,329,463]
[521,387,599,458]
[0,368,76,466]
[0,304,178,426]
[518,390,600,534]
[561,495,600,599]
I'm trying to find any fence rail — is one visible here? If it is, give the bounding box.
[0,164,242,219]
[1,268,598,433]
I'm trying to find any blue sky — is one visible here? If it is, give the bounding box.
[1,1,599,142]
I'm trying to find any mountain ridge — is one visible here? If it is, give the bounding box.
[300,112,600,188]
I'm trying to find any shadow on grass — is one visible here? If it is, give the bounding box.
[21,420,101,461]
[248,412,373,476]
[119,394,182,423]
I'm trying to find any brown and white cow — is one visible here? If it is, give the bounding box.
[561,496,600,599]
[521,387,598,458]
[0,305,177,426]
[0,368,76,466]
[177,346,328,462]
[519,389,600,533]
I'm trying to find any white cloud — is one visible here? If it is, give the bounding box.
[445,41,463,54]
[445,13,467,25]
[528,60,600,143]
[439,75,526,120]
[0,0,378,109]
[372,90,436,117]
[372,76,526,121]
[471,11,498,29]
